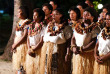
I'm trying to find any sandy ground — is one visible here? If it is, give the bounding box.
[0,59,15,74]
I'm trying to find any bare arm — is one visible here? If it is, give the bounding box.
[82,37,97,52]
[13,29,28,49]
[71,34,76,47]
[100,52,110,62]
[94,40,99,56]
[71,34,80,54]
[66,38,71,54]
[27,36,30,49]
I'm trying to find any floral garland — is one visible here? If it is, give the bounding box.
[28,21,44,36]
[75,22,97,34]
[68,20,77,28]
[47,21,64,36]
[43,15,52,24]
[16,20,26,31]
[101,27,110,40]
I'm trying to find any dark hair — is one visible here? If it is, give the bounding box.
[69,7,81,20]
[106,11,110,16]
[54,8,68,25]
[49,0,59,7]
[77,2,88,9]
[42,3,53,13]
[103,4,110,12]
[84,7,98,22]
[33,8,45,22]
[49,0,58,5]
[19,6,29,18]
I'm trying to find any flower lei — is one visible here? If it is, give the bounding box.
[16,20,26,31]
[101,27,110,40]
[47,21,64,36]
[68,20,77,28]
[28,21,44,36]
[43,15,52,24]
[75,22,97,34]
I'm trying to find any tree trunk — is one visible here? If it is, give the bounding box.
[1,0,33,60]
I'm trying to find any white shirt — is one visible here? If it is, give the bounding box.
[98,30,110,55]
[29,26,46,46]
[43,26,73,54]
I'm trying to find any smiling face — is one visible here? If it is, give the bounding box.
[103,8,108,14]
[83,11,94,24]
[33,12,39,21]
[105,15,110,27]
[69,10,77,21]
[52,10,62,23]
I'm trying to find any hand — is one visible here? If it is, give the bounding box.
[65,54,69,62]
[72,47,80,54]
[94,55,103,63]
[28,46,31,49]
[12,44,16,49]
[28,50,36,57]
[100,55,108,62]
[11,48,16,53]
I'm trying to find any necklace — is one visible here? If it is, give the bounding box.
[75,22,97,34]
[16,19,29,31]
[29,21,44,36]
[47,21,64,36]
[102,27,110,40]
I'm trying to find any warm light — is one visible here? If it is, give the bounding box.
[98,4,103,9]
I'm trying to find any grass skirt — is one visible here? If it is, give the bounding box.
[40,42,71,74]
[26,46,41,74]
[93,55,110,74]
[12,37,27,70]
[72,51,94,74]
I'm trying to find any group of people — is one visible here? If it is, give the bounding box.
[11,0,110,74]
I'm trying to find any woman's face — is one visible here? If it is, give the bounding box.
[18,9,24,19]
[105,15,110,27]
[83,11,93,22]
[33,12,39,21]
[69,10,77,21]
[103,8,108,14]
[42,6,51,16]
[52,10,62,22]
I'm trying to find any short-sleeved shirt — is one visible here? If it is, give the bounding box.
[97,29,110,56]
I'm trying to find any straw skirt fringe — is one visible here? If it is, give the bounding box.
[93,58,110,74]
[72,51,94,74]
[12,37,27,70]
[40,42,71,74]
[26,47,41,74]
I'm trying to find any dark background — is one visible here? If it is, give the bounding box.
[0,0,110,54]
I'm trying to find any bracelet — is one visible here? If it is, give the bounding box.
[79,46,83,52]
[66,53,70,55]
[70,44,76,50]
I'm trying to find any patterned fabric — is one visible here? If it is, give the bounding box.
[45,54,58,74]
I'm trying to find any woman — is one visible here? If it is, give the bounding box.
[71,7,100,74]
[42,3,53,25]
[40,8,73,74]
[77,2,88,19]
[68,7,81,30]
[65,7,81,63]
[12,6,30,72]
[97,4,110,30]
[94,12,110,74]
[26,8,45,74]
